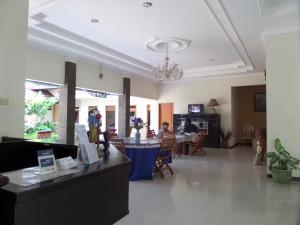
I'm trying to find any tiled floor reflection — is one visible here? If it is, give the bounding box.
[116,146,300,225]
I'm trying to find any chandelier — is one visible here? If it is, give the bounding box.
[152,43,183,81]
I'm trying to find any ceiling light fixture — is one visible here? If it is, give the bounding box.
[143,2,153,8]
[152,42,183,81]
[90,18,99,23]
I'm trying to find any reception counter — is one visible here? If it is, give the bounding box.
[0,145,131,225]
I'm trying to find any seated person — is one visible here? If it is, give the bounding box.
[184,118,199,143]
[184,118,199,133]
[157,122,174,138]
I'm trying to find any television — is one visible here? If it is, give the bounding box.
[188,104,204,114]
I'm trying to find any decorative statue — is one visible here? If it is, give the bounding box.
[88,109,102,144]
[253,140,263,165]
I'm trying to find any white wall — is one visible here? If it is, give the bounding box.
[266,32,300,177]
[159,74,266,144]
[131,77,159,100]
[0,0,28,138]
[26,47,158,99]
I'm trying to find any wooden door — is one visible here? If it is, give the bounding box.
[159,103,174,131]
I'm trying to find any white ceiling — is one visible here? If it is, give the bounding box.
[28,0,300,81]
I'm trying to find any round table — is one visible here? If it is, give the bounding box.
[123,138,161,181]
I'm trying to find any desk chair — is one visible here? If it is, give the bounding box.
[0,175,9,187]
[155,138,175,178]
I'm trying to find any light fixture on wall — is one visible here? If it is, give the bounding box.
[99,63,103,79]
[207,98,219,114]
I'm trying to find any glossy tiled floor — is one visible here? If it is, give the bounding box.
[116,146,300,225]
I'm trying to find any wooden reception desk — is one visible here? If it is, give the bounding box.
[0,146,131,225]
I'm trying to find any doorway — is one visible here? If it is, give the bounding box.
[159,103,174,131]
[231,85,266,144]
[106,105,116,129]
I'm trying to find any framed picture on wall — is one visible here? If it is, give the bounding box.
[254,93,266,112]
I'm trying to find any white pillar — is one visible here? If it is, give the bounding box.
[0,0,29,138]
[118,95,126,137]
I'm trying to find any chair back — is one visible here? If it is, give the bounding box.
[147,129,156,138]
[110,138,125,153]
[243,123,254,139]
[160,137,175,154]
[107,128,118,140]
[196,131,207,147]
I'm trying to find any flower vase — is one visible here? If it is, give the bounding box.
[135,129,141,142]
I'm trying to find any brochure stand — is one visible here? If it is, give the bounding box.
[75,124,100,164]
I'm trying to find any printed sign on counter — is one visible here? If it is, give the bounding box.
[37,149,57,174]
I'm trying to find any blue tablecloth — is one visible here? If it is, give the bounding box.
[125,147,159,181]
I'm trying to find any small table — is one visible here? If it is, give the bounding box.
[175,134,193,155]
[123,138,161,181]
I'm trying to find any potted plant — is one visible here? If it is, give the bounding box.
[220,128,234,148]
[267,138,300,184]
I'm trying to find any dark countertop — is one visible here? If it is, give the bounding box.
[0,145,131,204]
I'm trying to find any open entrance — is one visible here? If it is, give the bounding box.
[25,80,60,142]
[231,85,267,164]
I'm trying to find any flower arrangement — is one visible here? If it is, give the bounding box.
[130,117,146,130]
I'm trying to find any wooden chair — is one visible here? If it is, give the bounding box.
[155,137,175,178]
[147,129,156,138]
[186,132,207,156]
[110,138,125,153]
[107,128,118,141]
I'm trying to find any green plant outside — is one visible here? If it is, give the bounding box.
[24,92,58,143]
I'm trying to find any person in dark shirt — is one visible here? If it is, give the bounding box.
[184,118,199,133]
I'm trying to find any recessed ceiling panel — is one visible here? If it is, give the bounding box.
[34,0,241,68]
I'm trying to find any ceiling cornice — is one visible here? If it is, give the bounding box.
[27,0,256,82]
[29,0,68,16]
[203,0,254,70]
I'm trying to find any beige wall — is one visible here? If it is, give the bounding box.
[0,0,28,138]
[266,32,300,177]
[159,74,266,145]
[232,85,266,143]
[26,47,158,99]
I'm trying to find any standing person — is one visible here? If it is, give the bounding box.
[88,109,97,143]
[158,122,174,138]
